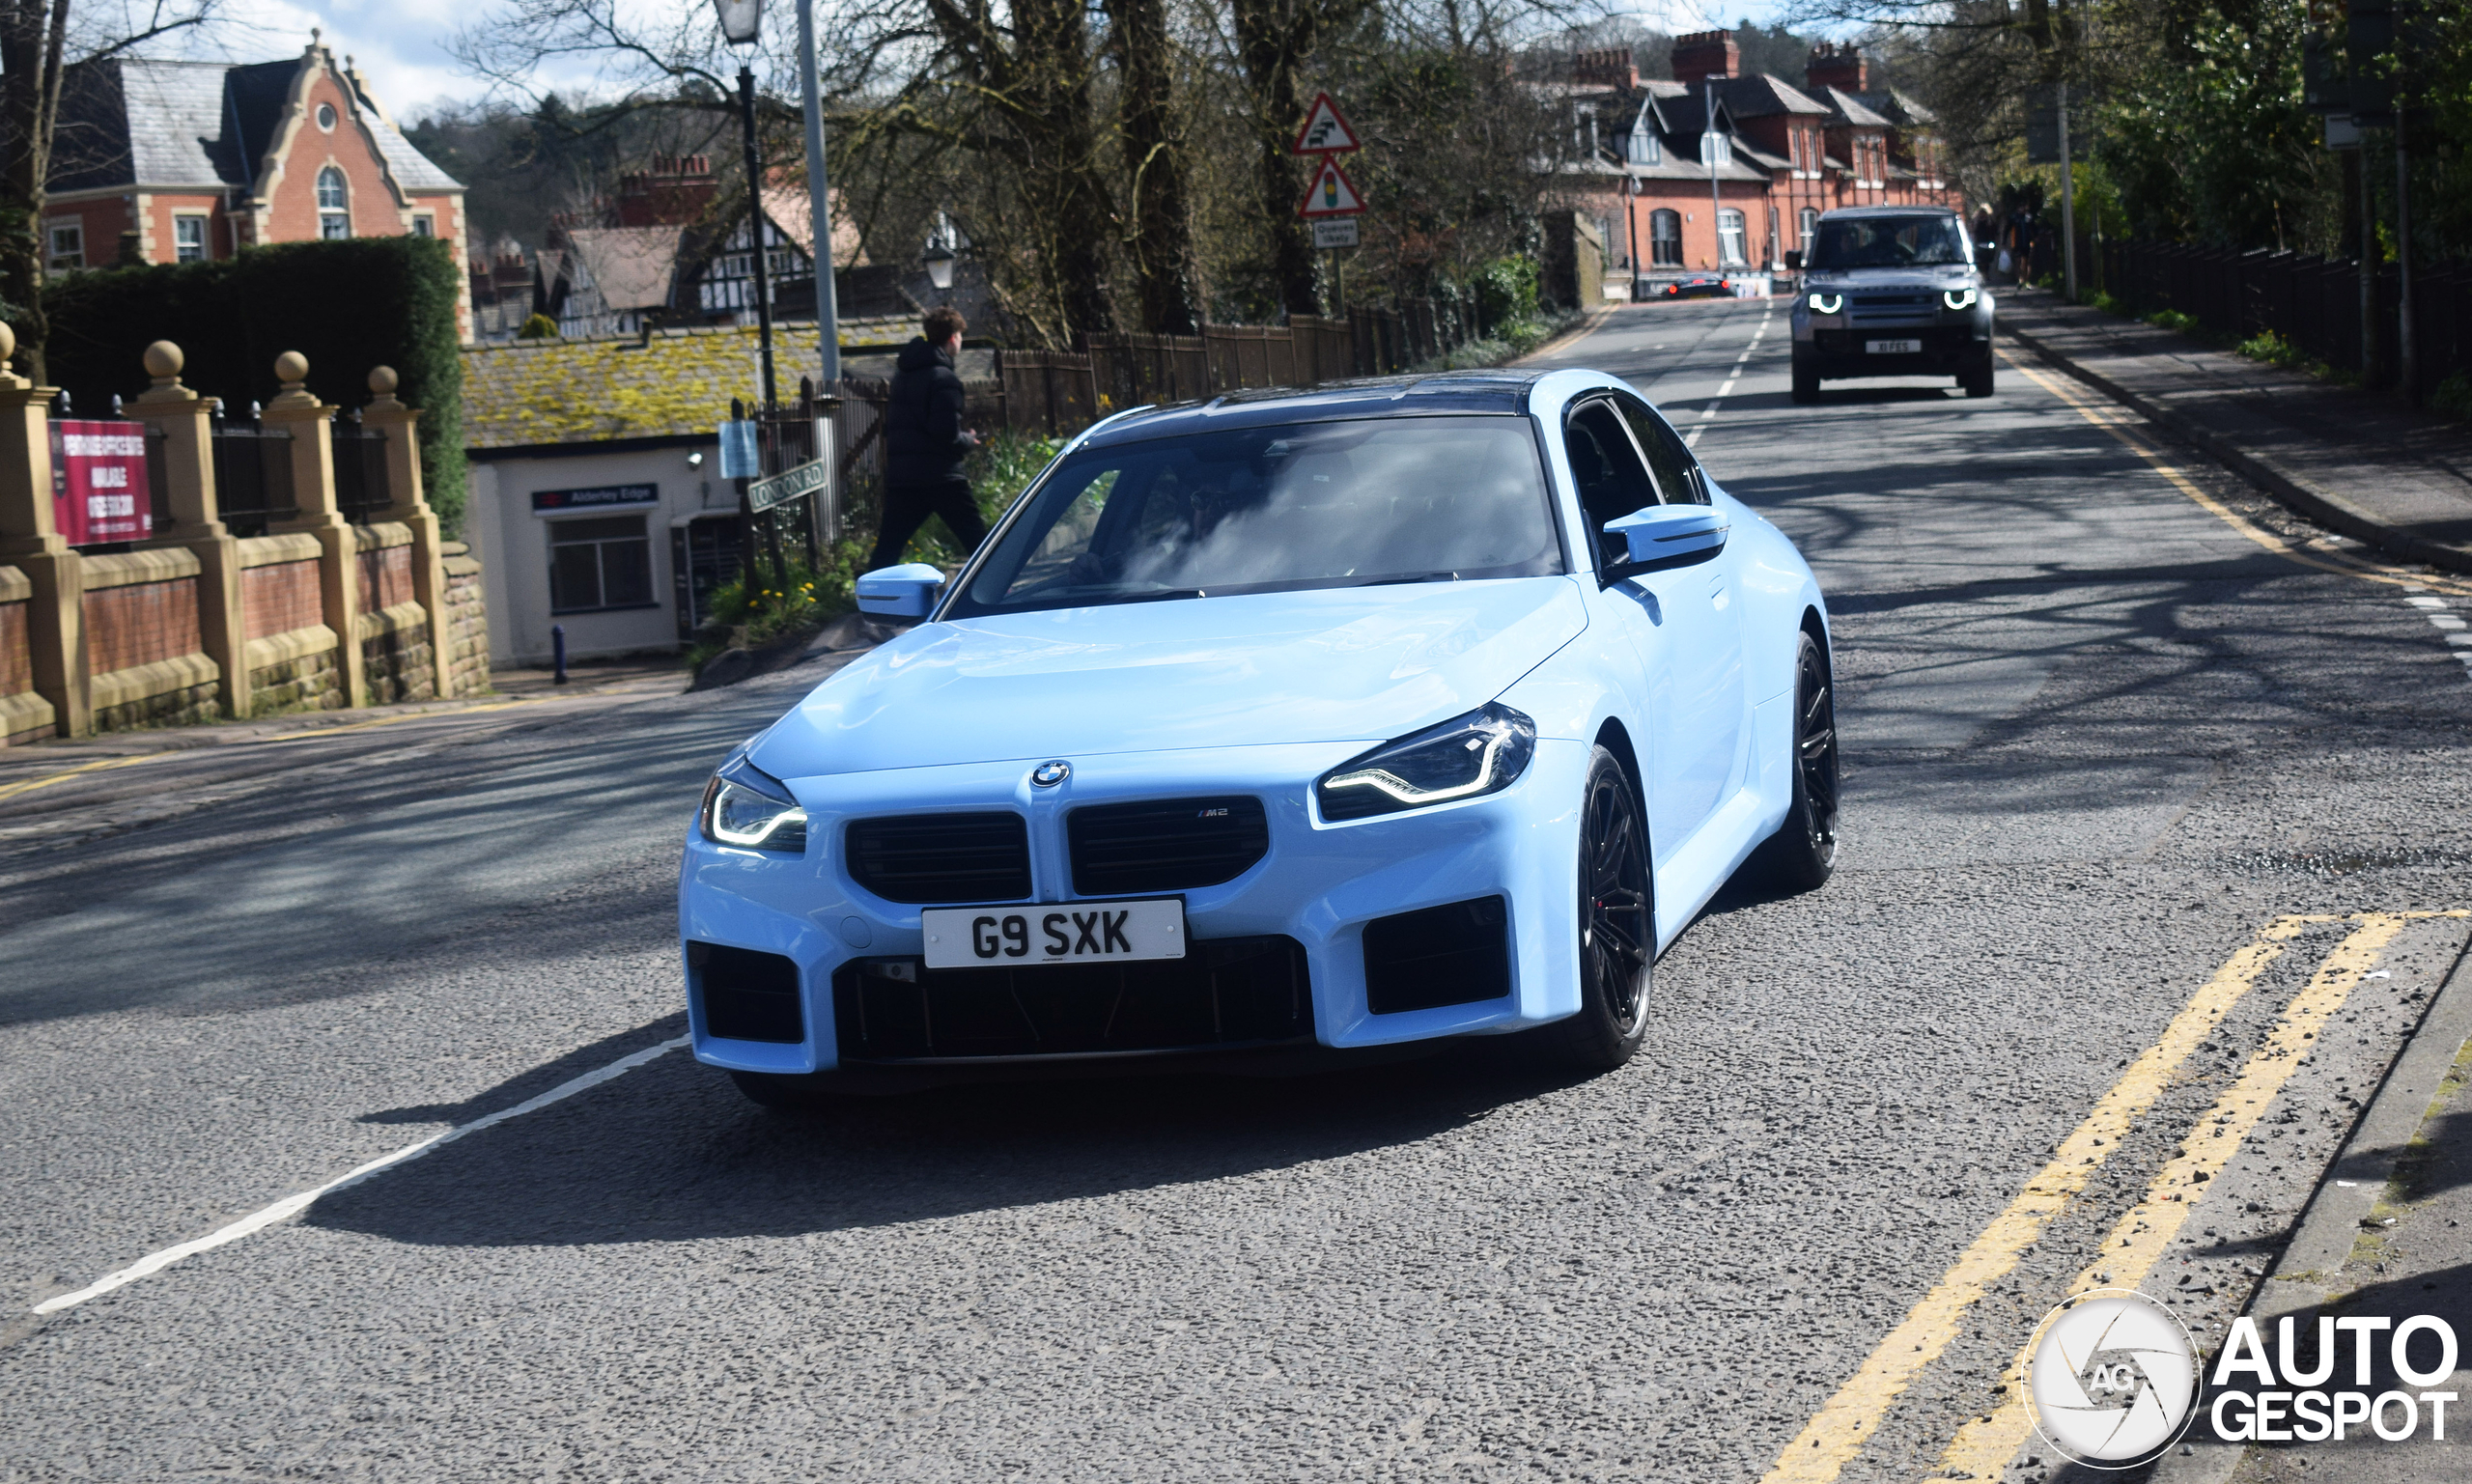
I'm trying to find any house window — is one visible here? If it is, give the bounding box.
[411,213,435,238]
[1649,210,1682,267]
[1627,124,1660,165]
[1700,131,1730,168]
[548,516,656,612]
[1717,210,1746,267]
[316,102,337,132]
[174,215,208,263]
[1800,207,1819,247]
[317,166,351,239]
[46,222,83,271]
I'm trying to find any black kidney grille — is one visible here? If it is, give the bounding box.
[845,812,1031,903]
[1068,797,1270,897]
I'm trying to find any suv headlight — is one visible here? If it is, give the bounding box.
[1808,292,1842,314]
[1943,288,1979,311]
[699,752,808,852]
[1316,704,1536,822]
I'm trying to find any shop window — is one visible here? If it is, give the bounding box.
[549,515,656,612]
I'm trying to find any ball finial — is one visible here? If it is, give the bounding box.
[144,340,183,380]
[275,350,309,385]
[368,365,399,396]
[0,322,14,363]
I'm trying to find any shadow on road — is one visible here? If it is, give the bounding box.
[306,1030,1576,1246]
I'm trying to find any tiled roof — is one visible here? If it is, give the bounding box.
[1720,73,1831,118]
[562,227,686,311]
[1816,87,1892,128]
[48,51,460,197]
[462,319,919,450]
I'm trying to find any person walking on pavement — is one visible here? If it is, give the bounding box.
[872,307,988,573]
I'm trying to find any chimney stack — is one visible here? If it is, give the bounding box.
[1806,41,1868,95]
[1671,30,1740,88]
[1573,47,1638,90]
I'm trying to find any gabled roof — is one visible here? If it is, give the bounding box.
[557,227,686,312]
[1853,90,1938,128]
[1814,86,1892,128]
[47,49,462,197]
[1718,73,1831,119]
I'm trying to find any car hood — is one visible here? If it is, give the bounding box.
[752,577,1589,778]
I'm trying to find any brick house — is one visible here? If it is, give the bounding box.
[1564,31,1964,291]
[47,35,470,335]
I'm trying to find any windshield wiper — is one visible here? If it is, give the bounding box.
[1361,570,1462,586]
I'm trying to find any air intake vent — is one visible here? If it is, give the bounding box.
[1069,797,1270,897]
[1363,896,1510,1015]
[845,812,1032,904]
[690,941,804,1043]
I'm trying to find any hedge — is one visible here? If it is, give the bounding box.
[41,237,467,532]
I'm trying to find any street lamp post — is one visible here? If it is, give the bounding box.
[923,242,956,301]
[716,0,776,408]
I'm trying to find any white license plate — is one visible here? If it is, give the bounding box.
[921,899,1187,970]
[1866,338,1923,354]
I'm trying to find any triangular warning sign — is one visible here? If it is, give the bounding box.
[1290,93,1362,155]
[1296,157,1365,217]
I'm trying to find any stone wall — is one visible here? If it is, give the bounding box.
[441,542,492,697]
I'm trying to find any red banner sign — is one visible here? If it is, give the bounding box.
[50,420,151,545]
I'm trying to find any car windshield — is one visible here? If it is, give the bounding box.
[1808,214,1970,270]
[948,415,1563,616]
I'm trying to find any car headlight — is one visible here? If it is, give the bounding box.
[699,753,808,852]
[1316,704,1536,822]
[1943,288,1979,311]
[1808,292,1842,314]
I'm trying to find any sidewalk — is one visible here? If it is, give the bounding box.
[2158,934,2472,1484]
[1997,288,2472,574]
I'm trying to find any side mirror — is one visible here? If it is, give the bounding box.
[1600,504,1729,582]
[855,562,945,618]
[1784,250,1803,271]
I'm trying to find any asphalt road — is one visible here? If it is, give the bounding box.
[4,301,2469,1482]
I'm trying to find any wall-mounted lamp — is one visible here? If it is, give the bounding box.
[923,243,956,295]
[688,449,706,468]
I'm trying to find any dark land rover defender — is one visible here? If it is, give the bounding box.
[1788,207,1994,403]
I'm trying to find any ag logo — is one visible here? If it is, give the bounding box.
[2025,1289,2202,1469]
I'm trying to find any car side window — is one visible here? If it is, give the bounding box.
[1613,393,1706,504]
[1563,401,1660,562]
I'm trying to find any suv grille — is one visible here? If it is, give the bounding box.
[1068,797,1270,897]
[845,812,1031,903]
[832,936,1311,1061]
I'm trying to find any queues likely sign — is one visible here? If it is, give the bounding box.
[50,420,150,545]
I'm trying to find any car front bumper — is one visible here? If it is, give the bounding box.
[677,739,1592,1075]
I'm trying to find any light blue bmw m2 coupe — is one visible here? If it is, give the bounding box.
[681,369,1836,1106]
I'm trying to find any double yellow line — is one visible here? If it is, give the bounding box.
[1761,911,2465,1483]
[2000,350,2472,602]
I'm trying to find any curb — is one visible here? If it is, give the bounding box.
[2000,316,2472,576]
[2150,920,2472,1484]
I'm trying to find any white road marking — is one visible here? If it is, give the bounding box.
[1684,301,1777,449]
[30,1034,692,1317]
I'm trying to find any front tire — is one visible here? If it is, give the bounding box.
[1961,350,1995,398]
[1747,631,1840,892]
[1791,350,1820,404]
[1542,747,1652,1072]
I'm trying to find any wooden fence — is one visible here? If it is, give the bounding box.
[2098,240,2472,399]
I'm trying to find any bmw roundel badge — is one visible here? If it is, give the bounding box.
[1031,760,1071,788]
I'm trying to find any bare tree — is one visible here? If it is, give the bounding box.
[3,0,223,379]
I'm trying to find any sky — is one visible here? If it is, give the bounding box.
[151,0,1811,125]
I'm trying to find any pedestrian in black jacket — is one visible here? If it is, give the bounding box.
[871,307,988,572]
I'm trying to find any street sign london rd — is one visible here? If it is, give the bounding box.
[1298,157,1366,218]
[748,457,830,514]
[1290,93,1362,155]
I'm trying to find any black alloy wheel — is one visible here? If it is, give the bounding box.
[1544,746,1653,1071]
[1752,631,1840,892]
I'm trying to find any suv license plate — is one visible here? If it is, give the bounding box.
[1866,338,1923,354]
[921,899,1187,970]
